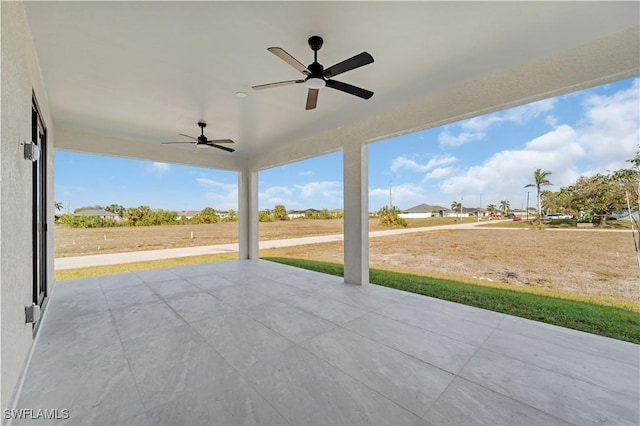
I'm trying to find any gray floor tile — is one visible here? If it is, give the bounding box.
[99,272,144,291]
[186,274,237,291]
[377,301,496,346]
[167,264,215,278]
[208,285,275,311]
[191,312,294,372]
[147,278,201,298]
[103,284,161,309]
[17,262,639,426]
[499,315,640,366]
[45,282,109,322]
[482,328,639,397]
[145,381,288,426]
[121,324,242,410]
[399,292,505,327]
[164,291,236,323]
[282,292,368,325]
[303,327,454,417]
[17,342,143,424]
[135,268,181,283]
[317,283,398,311]
[346,313,478,374]
[30,310,120,370]
[247,300,336,343]
[244,278,308,299]
[424,377,570,426]
[460,349,640,425]
[244,346,424,425]
[111,301,186,342]
[51,276,101,296]
[271,274,330,292]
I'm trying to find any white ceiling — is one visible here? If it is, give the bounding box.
[23,1,639,171]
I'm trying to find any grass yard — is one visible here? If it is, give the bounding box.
[264,228,640,306]
[263,257,640,344]
[54,217,476,257]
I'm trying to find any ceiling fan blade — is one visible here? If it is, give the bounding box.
[323,52,374,78]
[252,80,304,90]
[162,141,195,145]
[207,139,234,144]
[209,143,235,153]
[268,47,309,74]
[178,133,199,141]
[305,88,319,110]
[326,79,373,99]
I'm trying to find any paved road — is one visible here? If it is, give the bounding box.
[54,221,630,270]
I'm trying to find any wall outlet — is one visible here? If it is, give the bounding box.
[25,303,41,324]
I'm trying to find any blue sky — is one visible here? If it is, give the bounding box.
[55,77,639,213]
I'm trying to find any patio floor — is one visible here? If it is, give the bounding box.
[12,260,639,425]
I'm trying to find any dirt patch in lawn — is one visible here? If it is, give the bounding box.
[265,228,640,302]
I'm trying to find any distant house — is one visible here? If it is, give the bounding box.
[175,210,201,220]
[74,208,121,221]
[399,203,447,219]
[473,208,489,218]
[444,208,469,218]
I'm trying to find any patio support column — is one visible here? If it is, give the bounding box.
[343,142,369,285]
[238,169,259,259]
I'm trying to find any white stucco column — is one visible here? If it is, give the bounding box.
[343,142,369,285]
[238,169,259,259]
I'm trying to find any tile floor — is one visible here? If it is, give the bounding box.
[11,260,640,425]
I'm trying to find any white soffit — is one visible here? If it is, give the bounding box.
[23,1,640,170]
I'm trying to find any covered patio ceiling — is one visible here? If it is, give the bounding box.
[23,1,640,172]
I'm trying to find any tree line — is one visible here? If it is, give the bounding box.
[55,203,344,228]
[537,153,639,224]
[56,205,238,228]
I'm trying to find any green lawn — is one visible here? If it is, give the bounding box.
[263,257,640,344]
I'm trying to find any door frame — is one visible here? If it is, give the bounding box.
[32,95,48,318]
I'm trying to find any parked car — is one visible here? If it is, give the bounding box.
[513,216,522,221]
[544,213,572,220]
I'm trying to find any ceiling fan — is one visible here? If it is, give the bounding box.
[252,35,374,110]
[162,121,234,152]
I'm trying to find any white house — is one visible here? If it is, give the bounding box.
[2,0,638,415]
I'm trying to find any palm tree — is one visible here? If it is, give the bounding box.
[499,200,510,215]
[450,201,462,216]
[487,204,497,216]
[525,169,553,217]
[54,201,63,211]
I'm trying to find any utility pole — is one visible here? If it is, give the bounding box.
[526,191,530,221]
[478,194,482,222]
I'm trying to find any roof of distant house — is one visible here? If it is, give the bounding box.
[402,203,447,213]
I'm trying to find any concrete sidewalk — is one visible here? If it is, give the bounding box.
[54,222,484,270]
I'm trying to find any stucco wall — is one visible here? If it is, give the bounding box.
[1,1,54,415]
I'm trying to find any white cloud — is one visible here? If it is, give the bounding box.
[145,162,170,175]
[196,178,238,210]
[433,80,639,206]
[299,170,315,177]
[370,183,426,209]
[438,98,557,147]
[259,186,294,207]
[391,154,457,173]
[258,181,344,210]
[294,181,342,199]
[423,166,457,181]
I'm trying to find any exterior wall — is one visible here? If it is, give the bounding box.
[399,213,433,219]
[1,1,54,415]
